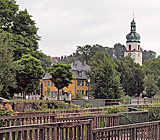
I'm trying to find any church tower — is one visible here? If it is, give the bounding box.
[124,15,142,65]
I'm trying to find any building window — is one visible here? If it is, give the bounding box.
[82,90,84,95]
[51,81,54,86]
[45,91,47,95]
[45,81,47,86]
[86,90,88,96]
[47,81,50,86]
[77,80,81,86]
[51,91,53,95]
[77,80,84,86]
[54,91,57,95]
[82,81,84,86]
[138,45,140,51]
[129,45,131,51]
[86,80,88,86]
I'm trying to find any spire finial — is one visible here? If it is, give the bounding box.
[133,12,134,20]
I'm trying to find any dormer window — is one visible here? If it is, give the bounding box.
[78,70,82,77]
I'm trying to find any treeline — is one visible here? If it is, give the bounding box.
[60,44,156,64]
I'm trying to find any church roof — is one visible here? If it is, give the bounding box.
[126,19,140,43]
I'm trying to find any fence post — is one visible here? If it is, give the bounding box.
[157,123,160,140]
[89,119,93,140]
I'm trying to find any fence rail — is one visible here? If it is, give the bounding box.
[0,120,92,140]
[1,119,160,140]
[92,121,160,140]
[54,114,119,129]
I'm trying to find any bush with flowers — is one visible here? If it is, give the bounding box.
[0,104,18,116]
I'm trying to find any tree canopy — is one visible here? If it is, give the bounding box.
[14,54,45,97]
[115,56,145,97]
[48,63,74,100]
[87,52,122,99]
[0,29,17,98]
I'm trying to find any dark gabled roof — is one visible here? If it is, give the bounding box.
[42,60,90,80]
[42,72,52,80]
[71,60,90,71]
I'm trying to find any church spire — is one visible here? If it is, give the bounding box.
[133,12,134,21]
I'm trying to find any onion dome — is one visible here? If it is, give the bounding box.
[126,19,140,43]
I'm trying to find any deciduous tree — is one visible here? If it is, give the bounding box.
[0,30,17,98]
[14,54,45,98]
[48,63,74,100]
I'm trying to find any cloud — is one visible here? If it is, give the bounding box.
[16,0,160,56]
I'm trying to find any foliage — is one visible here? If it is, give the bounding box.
[14,54,45,96]
[75,91,83,98]
[0,0,41,60]
[87,52,122,99]
[142,49,156,63]
[142,57,160,77]
[121,95,131,104]
[115,56,145,97]
[40,53,51,72]
[48,63,75,100]
[107,105,128,114]
[73,45,100,64]
[143,74,159,97]
[0,29,18,98]
[24,101,79,112]
[47,86,51,96]
[0,104,17,116]
[112,43,127,59]
[85,103,93,108]
[143,57,160,92]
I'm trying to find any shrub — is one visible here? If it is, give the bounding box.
[107,105,128,114]
[0,104,17,116]
[75,91,83,98]
[85,103,93,108]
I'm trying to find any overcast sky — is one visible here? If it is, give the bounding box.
[16,0,160,57]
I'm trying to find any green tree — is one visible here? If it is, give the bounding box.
[87,52,122,99]
[0,29,17,98]
[143,74,159,97]
[48,63,74,100]
[115,56,145,97]
[0,0,19,31]
[40,54,51,72]
[73,45,100,64]
[142,57,160,91]
[142,49,156,63]
[14,54,45,98]
[113,43,127,59]
[0,0,41,61]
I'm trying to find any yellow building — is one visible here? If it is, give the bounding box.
[42,60,90,98]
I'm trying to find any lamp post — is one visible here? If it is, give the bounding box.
[87,78,90,100]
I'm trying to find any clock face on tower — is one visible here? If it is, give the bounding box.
[128,53,132,56]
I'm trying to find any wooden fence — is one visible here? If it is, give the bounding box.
[0,112,119,128]
[0,120,92,140]
[1,119,160,140]
[54,114,119,129]
[92,121,160,140]
[0,112,55,127]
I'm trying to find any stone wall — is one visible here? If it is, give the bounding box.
[6,102,48,112]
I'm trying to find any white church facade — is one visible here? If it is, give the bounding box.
[124,17,142,66]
